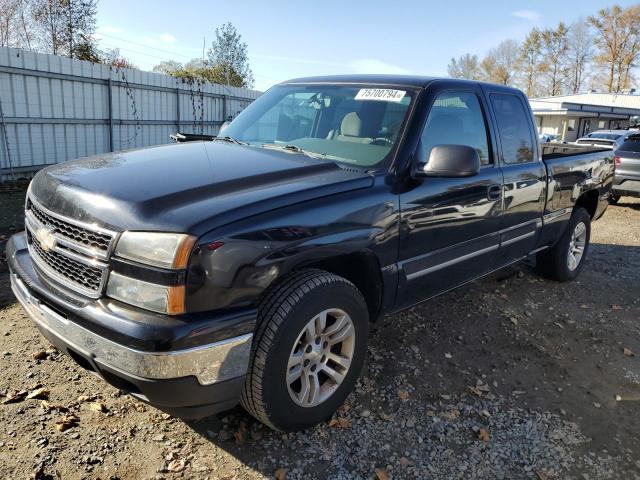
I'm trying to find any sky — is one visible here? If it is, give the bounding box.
[95,0,639,92]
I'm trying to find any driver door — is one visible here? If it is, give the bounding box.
[396,87,503,308]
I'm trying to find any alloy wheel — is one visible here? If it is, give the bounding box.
[286,308,355,407]
[567,221,587,271]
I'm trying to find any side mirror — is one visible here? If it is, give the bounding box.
[415,144,480,178]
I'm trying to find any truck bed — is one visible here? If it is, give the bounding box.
[541,143,612,160]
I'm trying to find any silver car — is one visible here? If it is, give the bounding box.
[611,135,640,203]
[576,129,638,149]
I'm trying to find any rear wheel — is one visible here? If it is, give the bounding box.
[536,207,591,282]
[241,269,369,431]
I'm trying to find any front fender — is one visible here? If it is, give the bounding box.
[184,179,399,313]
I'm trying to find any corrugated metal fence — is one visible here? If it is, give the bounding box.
[0,47,261,180]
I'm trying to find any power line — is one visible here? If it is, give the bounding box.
[98,42,187,63]
[96,39,268,96]
[96,32,196,60]
[97,33,279,83]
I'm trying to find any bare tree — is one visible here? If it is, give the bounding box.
[565,20,593,93]
[481,39,519,85]
[33,0,64,54]
[617,5,640,91]
[32,0,97,58]
[101,47,136,69]
[589,5,640,92]
[153,60,184,76]
[447,53,482,80]
[540,23,569,96]
[0,0,19,47]
[518,28,543,97]
[16,0,36,49]
[0,0,36,49]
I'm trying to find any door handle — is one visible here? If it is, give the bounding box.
[487,184,502,201]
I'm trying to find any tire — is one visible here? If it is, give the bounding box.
[536,207,591,282]
[609,194,620,205]
[240,269,369,431]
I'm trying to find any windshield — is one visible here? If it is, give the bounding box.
[618,137,640,152]
[222,84,416,167]
[577,138,615,146]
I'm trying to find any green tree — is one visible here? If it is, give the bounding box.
[206,22,254,88]
[72,34,100,62]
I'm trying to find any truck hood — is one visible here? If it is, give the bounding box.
[29,142,373,235]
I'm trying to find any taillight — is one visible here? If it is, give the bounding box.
[614,155,621,167]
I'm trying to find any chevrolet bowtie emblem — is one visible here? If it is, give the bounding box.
[35,226,57,252]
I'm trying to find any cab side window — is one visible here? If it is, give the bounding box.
[490,93,535,164]
[419,91,491,165]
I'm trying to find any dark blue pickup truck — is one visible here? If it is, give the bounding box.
[6,76,614,431]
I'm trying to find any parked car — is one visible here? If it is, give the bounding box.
[6,76,614,431]
[575,129,638,148]
[611,134,640,203]
[539,133,560,143]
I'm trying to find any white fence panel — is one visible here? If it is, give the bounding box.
[0,47,261,180]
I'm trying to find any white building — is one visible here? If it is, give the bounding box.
[529,92,640,142]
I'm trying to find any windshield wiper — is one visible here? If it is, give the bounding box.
[261,143,306,153]
[261,143,355,165]
[262,143,331,160]
[214,135,247,145]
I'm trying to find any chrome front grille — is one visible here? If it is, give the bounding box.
[27,199,113,253]
[24,195,117,298]
[28,230,105,293]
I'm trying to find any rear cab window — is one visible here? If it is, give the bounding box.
[490,93,535,164]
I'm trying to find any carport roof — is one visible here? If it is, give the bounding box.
[530,93,640,117]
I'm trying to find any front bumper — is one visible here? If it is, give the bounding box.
[7,232,254,418]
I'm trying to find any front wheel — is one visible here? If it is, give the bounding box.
[536,207,591,282]
[241,269,369,431]
[609,194,620,205]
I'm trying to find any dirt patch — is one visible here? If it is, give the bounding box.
[0,195,639,479]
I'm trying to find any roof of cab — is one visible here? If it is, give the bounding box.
[280,74,520,92]
[281,74,438,88]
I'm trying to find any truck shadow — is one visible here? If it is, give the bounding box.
[613,199,640,211]
[181,242,640,478]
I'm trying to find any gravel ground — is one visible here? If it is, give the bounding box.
[0,192,639,480]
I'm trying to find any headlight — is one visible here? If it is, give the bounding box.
[115,232,196,269]
[106,272,185,315]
